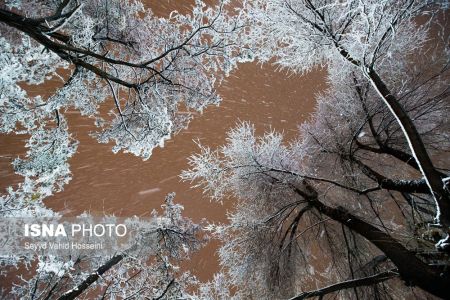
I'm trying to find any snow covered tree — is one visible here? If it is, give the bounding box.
[0,0,247,216]
[4,193,206,300]
[237,0,450,244]
[183,1,450,298]
[183,65,450,298]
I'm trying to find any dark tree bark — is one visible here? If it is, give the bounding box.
[57,254,124,300]
[365,69,450,231]
[334,36,450,232]
[304,195,450,299]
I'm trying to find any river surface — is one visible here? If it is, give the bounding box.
[0,1,326,283]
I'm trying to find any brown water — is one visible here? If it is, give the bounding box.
[0,0,326,283]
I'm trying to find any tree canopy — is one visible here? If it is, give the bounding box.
[1,0,449,299]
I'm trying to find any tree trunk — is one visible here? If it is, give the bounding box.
[308,197,450,299]
[366,68,450,231]
[337,46,450,233]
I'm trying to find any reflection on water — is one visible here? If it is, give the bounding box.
[0,0,326,283]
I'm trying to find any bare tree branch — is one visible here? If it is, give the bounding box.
[57,254,124,300]
[289,269,399,300]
